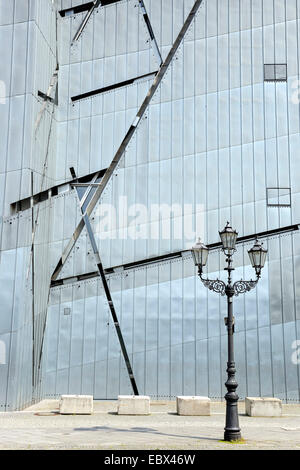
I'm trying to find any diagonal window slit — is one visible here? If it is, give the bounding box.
[138,0,162,65]
[101,0,122,5]
[50,223,300,288]
[38,90,57,105]
[59,2,94,17]
[71,71,158,103]
[71,1,122,44]
[10,169,107,214]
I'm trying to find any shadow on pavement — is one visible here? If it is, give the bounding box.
[72,425,221,443]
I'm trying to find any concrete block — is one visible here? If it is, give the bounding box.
[117,395,150,415]
[176,396,211,416]
[59,395,93,415]
[245,397,282,417]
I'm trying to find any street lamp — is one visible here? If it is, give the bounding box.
[192,223,268,442]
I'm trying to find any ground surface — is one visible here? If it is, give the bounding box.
[0,400,299,450]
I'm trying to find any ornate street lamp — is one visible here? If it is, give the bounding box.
[192,223,268,442]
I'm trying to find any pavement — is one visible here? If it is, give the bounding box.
[0,400,299,450]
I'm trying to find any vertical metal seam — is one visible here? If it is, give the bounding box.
[261,0,275,398]
[88,9,96,177]
[157,264,159,398]
[18,5,32,408]
[282,0,296,399]
[117,276,122,397]
[92,279,99,398]
[239,0,249,398]
[250,0,262,398]
[144,266,148,396]
[4,0,22,410]
[168,261,171,399]
[204,0,210,399]
[31,173,35,390]
[180,0,186,398]
[195,2,199,395]
[292,0,300,403]
[105,280,110,399]
[284,1,292,215]
[67,284,75,394]
[273,0,288,403]
[54,290,62,397]
[216,0,223,399]
[170,0,174,400]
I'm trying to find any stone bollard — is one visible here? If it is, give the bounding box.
[117,395,150,415]
[176,396,211,416]
[245,397,282,417]
[59,395,93,415]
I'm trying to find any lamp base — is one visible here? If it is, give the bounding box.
[224,429,242,442]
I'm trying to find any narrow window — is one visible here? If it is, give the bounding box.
[71,71,157,102]
[69,167,77,179]
[59,2,94,17]
[11,169,107,213]
[101,0,122,5]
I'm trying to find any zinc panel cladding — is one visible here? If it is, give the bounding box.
[1,0,300,408]
[96,74,298,262]
[44,229,300,401]
[0,4,58,213]
[41,0,300,402]
[0,0,65,410]
[55,0,158,182]
[92,32,296,250]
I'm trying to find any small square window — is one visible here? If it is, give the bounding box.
[64,308,71,316]
[267,187,291,207]
[264,64,287,82]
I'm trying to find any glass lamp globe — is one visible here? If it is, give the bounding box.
[191,238,209,269]
[248,239,268,275]
[219,222,238,255]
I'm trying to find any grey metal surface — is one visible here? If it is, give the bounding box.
[0,0,300,410]
[42,231,300,401]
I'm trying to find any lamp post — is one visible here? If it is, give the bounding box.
[192,222,268,442]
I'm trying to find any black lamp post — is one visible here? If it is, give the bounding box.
[192,223,268,442]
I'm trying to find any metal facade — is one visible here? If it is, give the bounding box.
[0,0,300,409]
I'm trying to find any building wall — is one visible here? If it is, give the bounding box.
[0,0,300,409]
[44,230,300,401]
[0,0,58,410]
